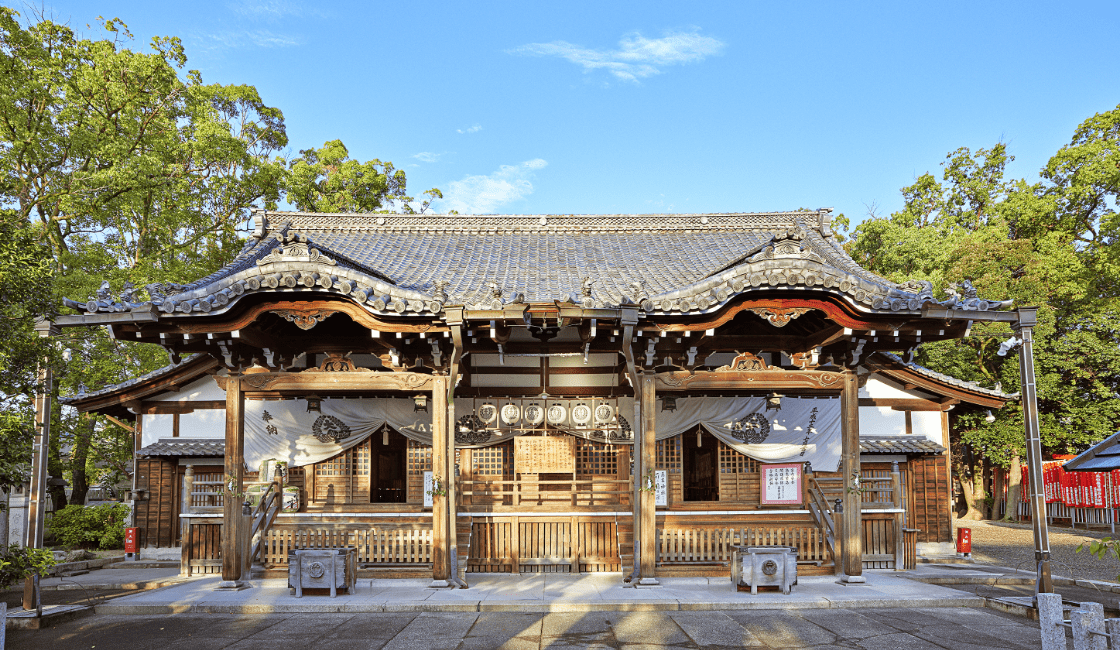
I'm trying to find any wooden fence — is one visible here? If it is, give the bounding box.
[180,518,222,576]
[260,527,433,567]
[468,516,620,573]
[656,526,828,566]
[459,478,630,508]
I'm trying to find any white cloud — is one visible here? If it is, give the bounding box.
[228,1,325,19]
[439,159,548,214]
[209,29,300,48]
[457,124,483,134]
[508,29,724,83]
[413,152,442,163]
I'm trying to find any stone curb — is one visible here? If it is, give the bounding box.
[46,556,123,576]
[93,595,987,615]
[39,577,195,592]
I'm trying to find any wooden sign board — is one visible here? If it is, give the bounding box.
[760,463,803,505]
[514,436,576,474]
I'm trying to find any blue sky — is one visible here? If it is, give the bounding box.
[28,1,1120,230]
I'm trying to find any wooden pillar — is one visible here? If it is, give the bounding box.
[23,320,56,611]
[637,373,659,585]
[891,461,904,571]
[840,369,864,582]
[447,384,463,586]
[219,375,247,588]
[181,464,194,545]
[430,374,451,586]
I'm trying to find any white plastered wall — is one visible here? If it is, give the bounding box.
[140,375,226,446]
[858,374,944,444]
[141,413,174,447]
[179,409,225,437]
[148,376,226,401]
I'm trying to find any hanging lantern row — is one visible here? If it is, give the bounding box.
[469,397,625,433]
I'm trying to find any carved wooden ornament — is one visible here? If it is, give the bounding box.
[272,309,337,330]
[747,307,813,327]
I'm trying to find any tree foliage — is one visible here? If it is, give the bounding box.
[286,139,441,214]
[0,9,439,505]
[848,105,1120,518]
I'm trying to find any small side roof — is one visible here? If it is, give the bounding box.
[867,352,1016,408]
[61,354,221,419]
[1064,431,1120,472]
[137,439,225,457]
[860,437,946,455]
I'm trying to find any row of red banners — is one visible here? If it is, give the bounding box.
[1019,462,1119,508]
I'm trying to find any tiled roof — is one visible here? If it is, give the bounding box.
[876,352,1015,400]
[60,356,218,405]
[138,439,225,457]
[60,355,200,404]
[1064,430,1120,472]
[860,437,946,455]
[62,210,1015,319]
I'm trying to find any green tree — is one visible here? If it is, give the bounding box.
[0,9,287,506]
[285,139,441,214]
[849,109,1120,521]
[0,10,441,508]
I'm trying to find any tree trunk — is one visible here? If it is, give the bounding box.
[68,416,94,506]
[0,488,8,545]
[955,446,986,521]
[1004,455,1023,521]
[992,465,1005,520]
[48,408,67,512]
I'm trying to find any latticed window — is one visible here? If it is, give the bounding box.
[472,441,512,477]
[576,439,617,476]
[656,436,682,474]
[354,441,370,477]
[719,439,759,473]
[316,448,353,478]
[407,439,432,475]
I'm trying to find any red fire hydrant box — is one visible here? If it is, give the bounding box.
[124,527,138,554]
[956,527,972,555]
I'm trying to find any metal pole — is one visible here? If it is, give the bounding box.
[1015,307,1052,595]
[23,319,57,611]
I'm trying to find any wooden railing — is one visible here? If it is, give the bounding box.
[805,471,840,557]
[260,527,434,567]
[459,477,631,508]
[248,481,283,564]
[656,526,828,566]
[468,515,620,573]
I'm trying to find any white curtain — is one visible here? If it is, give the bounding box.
[653,396,842,471]
[244,398,431,469]
[243,395,842,472]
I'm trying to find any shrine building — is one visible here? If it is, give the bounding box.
[52,210,1022,587]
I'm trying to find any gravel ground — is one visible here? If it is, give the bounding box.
[957,518,1120,583]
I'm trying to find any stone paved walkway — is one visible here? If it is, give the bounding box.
[6,607,1049,649]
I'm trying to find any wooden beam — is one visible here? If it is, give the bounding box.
[174,299,447,336]
[140,400,226,414]
[654,368,845,392]
[469,365,621,375]
[859,398,951,412]
[103,414,135,433]
[238,370,434,393]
